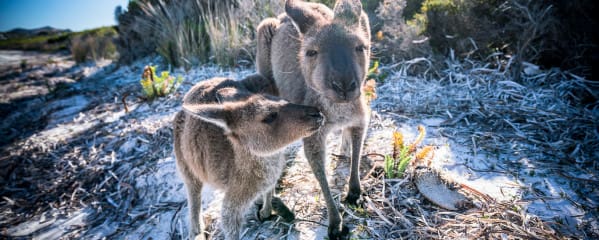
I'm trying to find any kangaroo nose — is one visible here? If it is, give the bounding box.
[332,81,344,92]
[332,81,357,93]
[306,108,324,125]
[307,108,323,118]
[347,81,357,91]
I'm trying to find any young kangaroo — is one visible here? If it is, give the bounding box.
[173,74,324,240]
[256,0,371,238]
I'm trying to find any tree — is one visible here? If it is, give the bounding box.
[114,5,124,24]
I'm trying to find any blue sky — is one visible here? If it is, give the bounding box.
[0,0,130,32]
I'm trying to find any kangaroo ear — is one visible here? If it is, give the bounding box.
[285,0,321,33]
[359,11,371,41]
[182,104,231,133]
[215,87,251,104]
[240,74,279,96]
[333,0,362,28]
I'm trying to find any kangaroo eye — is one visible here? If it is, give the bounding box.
[306,50,318,57]
[262,112,278,124]
[355,45,366,52]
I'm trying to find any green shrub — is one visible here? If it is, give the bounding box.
[139,65,183,100]
[373,0,431,65]
[0,26,118,62]
[116,0,284,68]
[0,32,71,52]
[374,0,596,79]
[70,27,118,63]
[413,0,510,57]
[20,59,27,69]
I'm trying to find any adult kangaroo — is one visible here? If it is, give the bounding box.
[256,0,371,238]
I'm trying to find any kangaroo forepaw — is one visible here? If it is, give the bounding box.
[257,209,273,222]
[193,233,206,240]
[344,190,362,206]
[255,201,273,222]
[256,197,295,222]
[328,224,350,240]
[272,197,295,222]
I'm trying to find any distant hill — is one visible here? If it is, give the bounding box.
[0,26,116,58]
[1,26,71,40]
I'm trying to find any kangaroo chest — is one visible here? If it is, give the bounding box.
[321,101,363,129]
[236,152,286,187]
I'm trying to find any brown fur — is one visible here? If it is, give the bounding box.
[173,74,323,240]
[256,0,371,239]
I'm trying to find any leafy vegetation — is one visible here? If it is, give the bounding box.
[0,26,118,63]
[362,60,380,104]
[70,27,118,63]
[115,0,282,68]
[384,125,433,179]
[0,32,71,52]
[139,65,183,100]
[373,0,596,79]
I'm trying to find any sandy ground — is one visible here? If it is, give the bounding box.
[1,51,597,239]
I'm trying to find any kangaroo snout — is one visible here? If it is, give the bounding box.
[308,107,325,128]
[295,105,325,130]
[331,78,359,102]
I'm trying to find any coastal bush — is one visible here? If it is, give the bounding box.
[373,0,597,79]
[115,0,283,68]
[70,27,118,63]
[0,32,71,51]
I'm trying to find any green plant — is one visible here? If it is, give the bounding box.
[201,3,246,66]
[363,61,379,104]
[139,65,182,99]
[366,60,379,80]
[0,32,68,51]
[20,59,27,69]
[384,125,434,179]
[374,0,431,65]
[116,0,285,68]
[363,79,377,104]
[70,27,118,63]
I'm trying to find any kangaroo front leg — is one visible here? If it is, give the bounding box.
[345,125,366,205]
[304,133,349,240]
[221,192,254,240]
[256,18,280,80]
[340,129,352,158]
[258,189,273,221]
[179,171,204,240]
[186,184,205,240]
[176,158,205,240]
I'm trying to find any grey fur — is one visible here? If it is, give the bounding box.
[173,74,324,240]
[256,0,371,239]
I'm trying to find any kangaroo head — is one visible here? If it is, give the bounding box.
[286,0,370,103]
[183,87,324,156]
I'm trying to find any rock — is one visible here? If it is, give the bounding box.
[413,167,472,211]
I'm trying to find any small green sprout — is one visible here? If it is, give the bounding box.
[139,65,183,100]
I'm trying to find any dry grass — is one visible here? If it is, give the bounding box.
[1,52,596,239]
[70,29,118,63]
[353,167,561,239]
[373,0,595,79]
[116,0,283,68]
[376,53,598,166]
[369,54,598,238]
[373,0,432,64]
